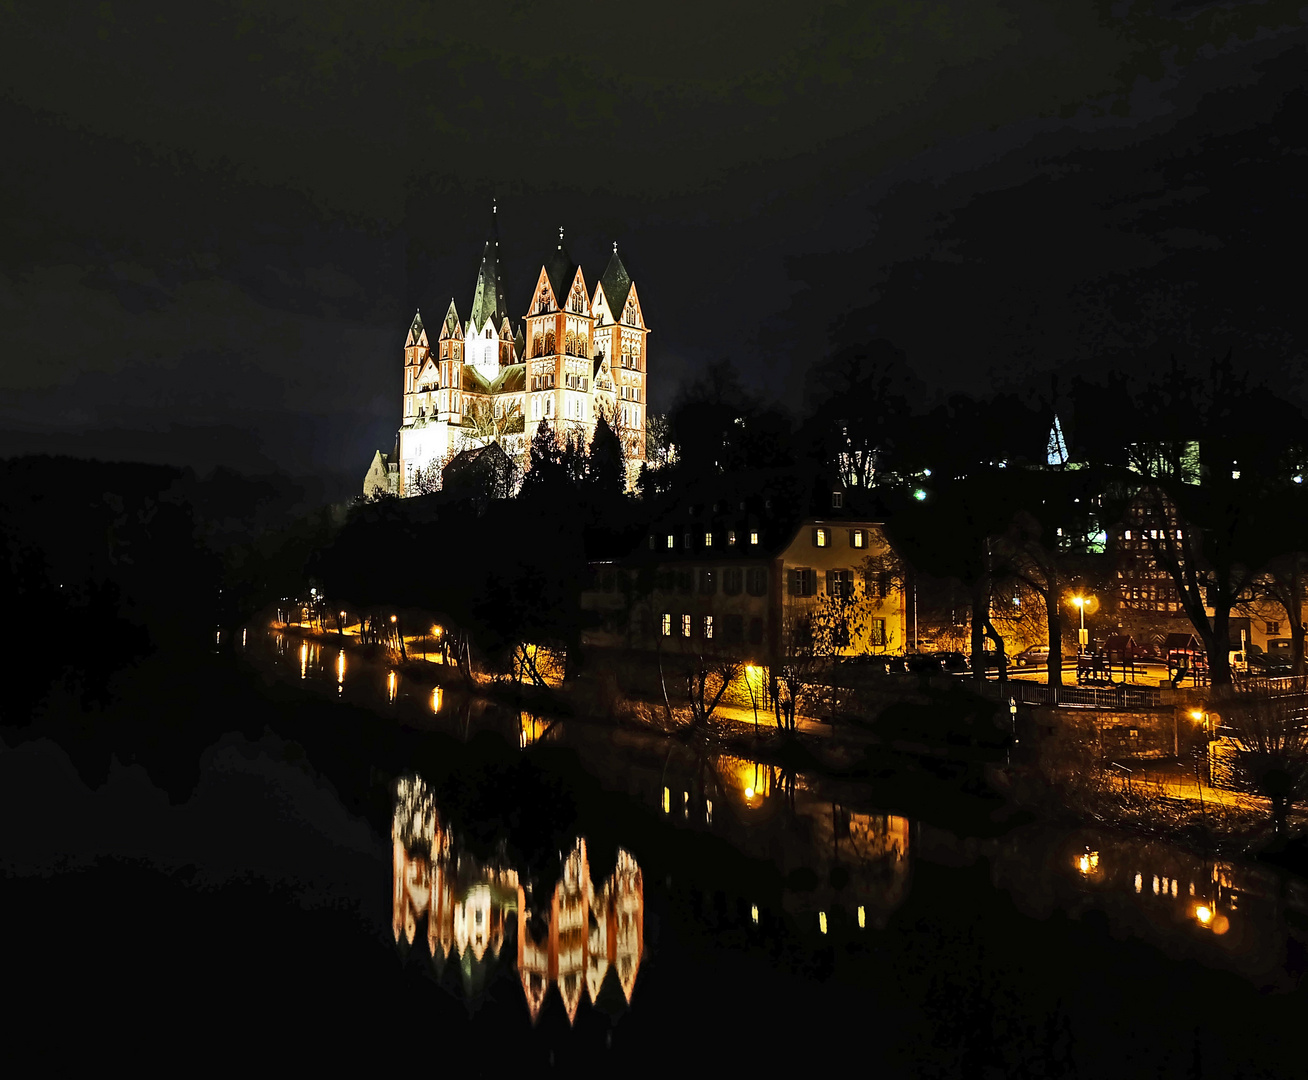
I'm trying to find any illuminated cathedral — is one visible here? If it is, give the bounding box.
[365,206,651,498]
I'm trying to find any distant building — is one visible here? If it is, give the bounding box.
[583,478,908,661]
[362,448,397,499]
[365,205,651,498]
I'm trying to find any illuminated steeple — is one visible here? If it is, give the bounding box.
[468,202,511,333]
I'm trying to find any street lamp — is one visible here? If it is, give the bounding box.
[1073,596,1088,655]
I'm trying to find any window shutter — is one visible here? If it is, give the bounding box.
[788,570,799,597]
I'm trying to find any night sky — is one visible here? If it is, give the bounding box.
[2,1,1304,491]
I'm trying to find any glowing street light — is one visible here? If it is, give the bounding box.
[1072,595,1089,654]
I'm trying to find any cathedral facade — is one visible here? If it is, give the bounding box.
[366,210,651,498]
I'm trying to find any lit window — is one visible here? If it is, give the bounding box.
[705,532,713,547]
[750,531,759,546]
[1124,529,1131,540]
[662,613,671,637]
[681,614,691,637]
[852,530,865,549]
[727,530,737,546]
[667,534,675,549]
[815,528,828,548]
[703,616,714,639]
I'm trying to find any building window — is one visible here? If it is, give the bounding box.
[813,528,828,548]
[700,569,716,595]
[684,533,692,549]
[1268,621,1281,635]
[704,531,713,547]
[794,616,813,649]
[662,613,672,637]
[851,530,865,549]
[748,617,764,645]
[649,535,657,549]
[866,569,892,599]
[703,615,714,640]
[746,567,768,596]
[676,570,693,594]
[827,569,853,599]
[750,531,759,546]
[870,618,887,646]
[723,568,743,596]
[667,534,675,549]
[832,492,843,508]
[724,614,743,643]
[727,530,737,546]
[789,568,815,597]
[1124,529,1131,539]
[681,614,692,637]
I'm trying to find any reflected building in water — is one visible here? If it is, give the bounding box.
[392,774,643,1022]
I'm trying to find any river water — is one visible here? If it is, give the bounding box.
[3,627,1305,1074]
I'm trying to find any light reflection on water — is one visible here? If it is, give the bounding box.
[393,774,643,1024]
[261,628,1307,987]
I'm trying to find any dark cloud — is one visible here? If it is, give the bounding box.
[0,1,1304,488]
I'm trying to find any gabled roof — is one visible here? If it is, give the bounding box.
[513,324,525,356]
[600,244,633,318]
[468,209,512,332]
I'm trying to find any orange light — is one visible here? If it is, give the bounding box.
[1196,905,1213,925]
[744,786,755,799]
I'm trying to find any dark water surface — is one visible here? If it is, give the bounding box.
[3,628,1304,1074]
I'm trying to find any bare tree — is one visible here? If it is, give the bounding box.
[1223,688,1308,838]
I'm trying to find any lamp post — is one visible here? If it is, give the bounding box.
[1073,596,1088,655]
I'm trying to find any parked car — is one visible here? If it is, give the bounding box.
[1013,645,1071,668]
[934,651,969,673]
[1247,651,1292,675]
[905,652,944,673]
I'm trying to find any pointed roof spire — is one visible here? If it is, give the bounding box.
[406,309,426,346]
[469,206,511,332]
[544,226,577,304]
[442,297,460,337]
[601,244,633,318]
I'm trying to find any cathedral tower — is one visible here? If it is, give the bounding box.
[465,203,517,381]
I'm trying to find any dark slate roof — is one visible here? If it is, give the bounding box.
[441,298,460,338]
[600,245,633,318]
[468,211,512,331]
[544,229,578,306]
[489,364,525,394]
[462,366,491,393]
[513,324,525,356]
[406,310,425,345]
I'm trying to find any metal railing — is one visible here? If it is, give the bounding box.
[979,679,1162,710]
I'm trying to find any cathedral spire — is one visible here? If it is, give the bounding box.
[468,205,510,332]
[600,243,633,317]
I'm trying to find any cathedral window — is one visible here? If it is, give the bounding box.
[544,330,555,353]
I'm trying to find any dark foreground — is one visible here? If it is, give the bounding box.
[2,630,1304,1075]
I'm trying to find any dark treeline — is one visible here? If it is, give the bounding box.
[5,342,1306,724]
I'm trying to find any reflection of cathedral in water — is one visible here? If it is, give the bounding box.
[392,775,643,1022]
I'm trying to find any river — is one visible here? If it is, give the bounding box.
[2,626,1304,1074]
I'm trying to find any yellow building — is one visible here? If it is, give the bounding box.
[583,482,907,663]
